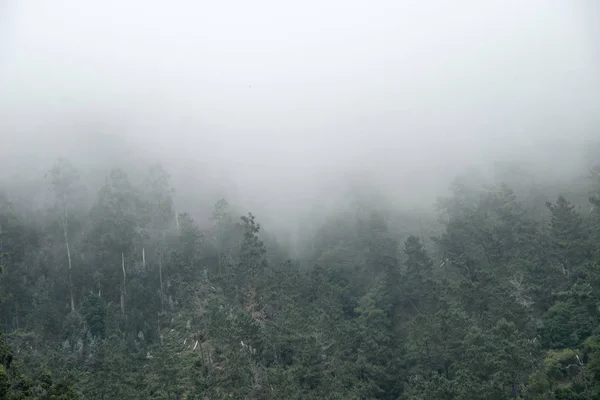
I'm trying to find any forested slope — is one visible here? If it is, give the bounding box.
[2,158,600,399]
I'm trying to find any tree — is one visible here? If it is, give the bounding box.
[351,283,401,399]
[546,196,587,274]
[540,281,598,349]
[0,253,12,399]
[359,211,402,316]
[87,169,142,320]
[80,294,107,338]
[167,212,203,304]
[211,199,229,275]
[235,213,267,307]
[47,158,83,313]
[403,236,434,313]
[140,164,176,312]
[0,255,79,399]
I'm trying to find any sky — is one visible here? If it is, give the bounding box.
[1,0,599,226]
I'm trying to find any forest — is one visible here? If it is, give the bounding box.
[2,0,599,398]
[0,152,600,400]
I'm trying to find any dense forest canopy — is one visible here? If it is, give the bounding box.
[0,149,600,399]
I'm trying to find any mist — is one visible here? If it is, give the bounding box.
[1,0,599,231]
[3,3,600,397]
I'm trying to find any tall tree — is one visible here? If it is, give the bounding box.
[211,199,229,275]
[141,164,176,311]
[235,213,267,315]
[546,196,587,274]
[403,235,434,313]
[47,158,82,312]
[87,169,142,320]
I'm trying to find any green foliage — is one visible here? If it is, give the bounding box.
[541,281,599,349]
[546,196,588,272]
[80,294,107,338]
[0,258,78,399]
[2,158,600,398]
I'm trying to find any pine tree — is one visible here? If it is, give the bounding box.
[546,196,587,274]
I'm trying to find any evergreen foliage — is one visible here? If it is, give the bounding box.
[2,158,600,398]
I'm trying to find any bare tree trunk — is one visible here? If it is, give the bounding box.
[173,200,180,232]
[157,311,162,345]
[121,252,126,317]
[142,247,146,268]
[62,201,75,312]
[158,233,166,311]
[159,253,164,311]
[216,233,221,275]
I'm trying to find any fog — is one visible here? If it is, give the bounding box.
[1,0,599,231]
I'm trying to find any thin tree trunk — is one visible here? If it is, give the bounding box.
[121,252,126,317]
[173,200,180,232]
[159,253,164,311]
[62,205,75,312]
[142,247,146,268]
[54,164,76,312]
[217,233,221,275]
[157,311,161,344]
[158,233,166,311]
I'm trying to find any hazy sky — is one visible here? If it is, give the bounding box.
[1,0,599,220]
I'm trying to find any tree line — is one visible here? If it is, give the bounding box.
[1,158,600,399]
